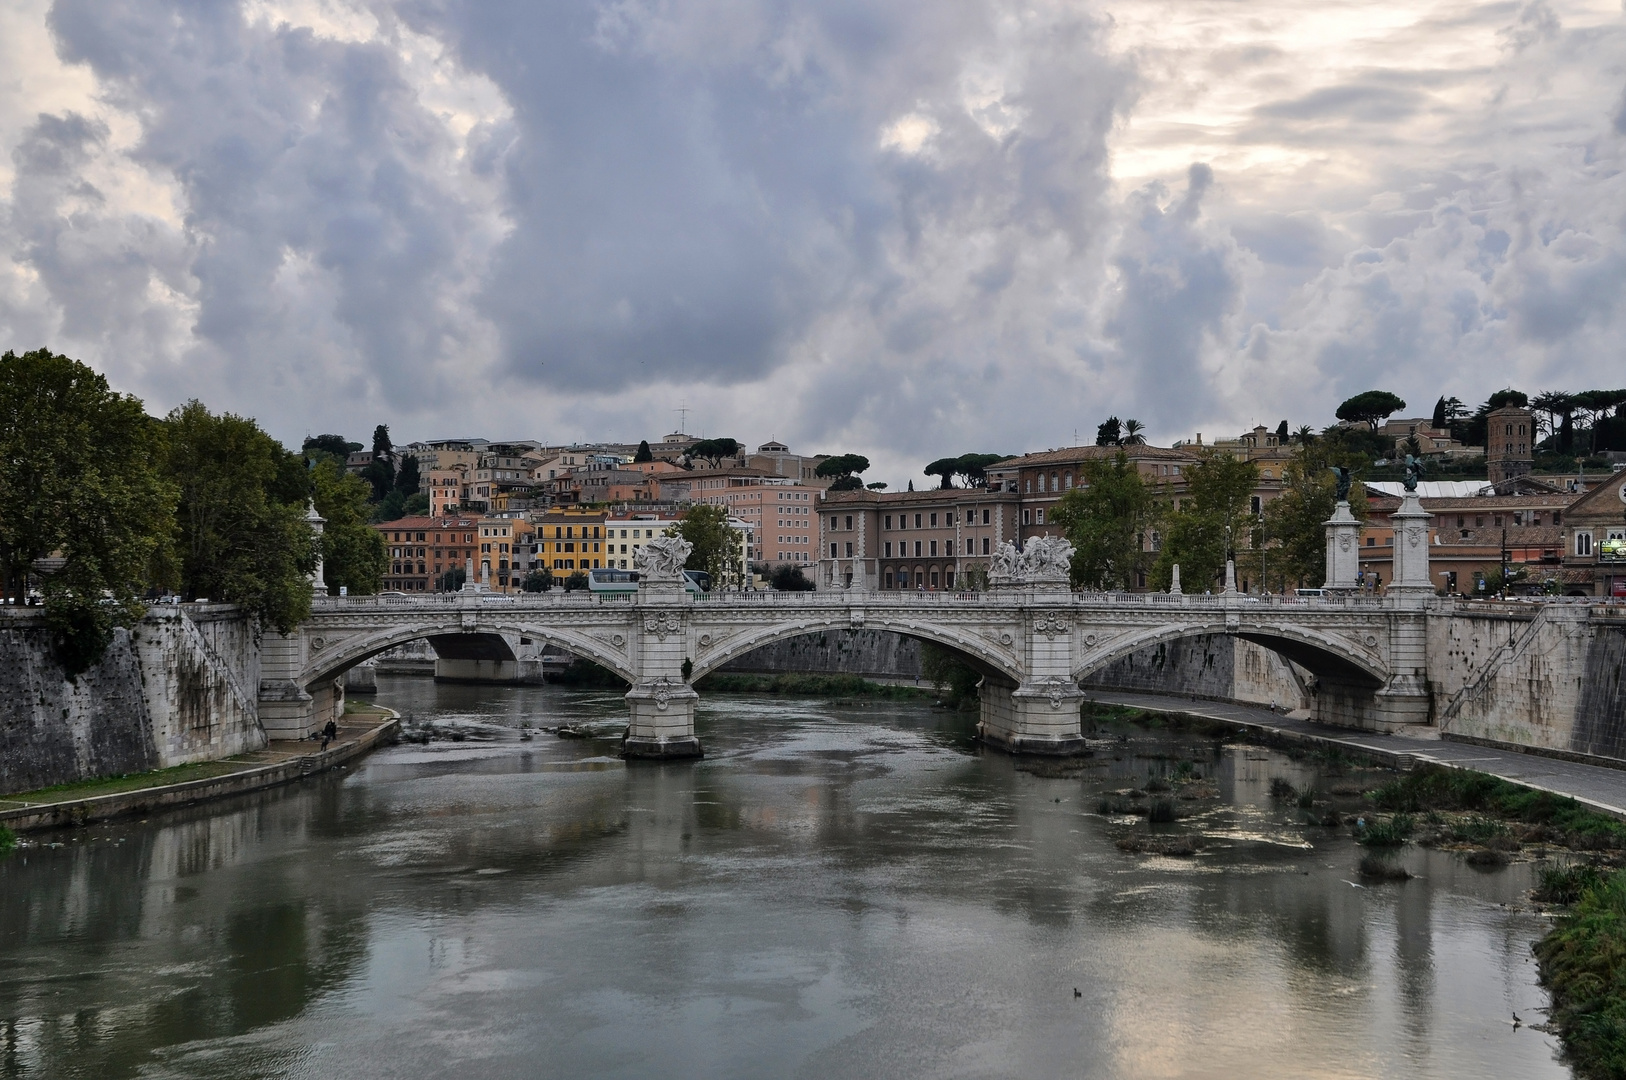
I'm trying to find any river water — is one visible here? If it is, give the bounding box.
[0,677,1571,1079]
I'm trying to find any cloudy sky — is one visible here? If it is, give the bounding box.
[2,0,1623,487]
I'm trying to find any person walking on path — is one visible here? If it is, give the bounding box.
[321,719,337,751]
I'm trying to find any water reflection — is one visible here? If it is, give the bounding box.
[0,678,1567,1079]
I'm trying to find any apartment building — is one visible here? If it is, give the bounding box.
[375,515,479,592]
[688,479,816,565]
[817,487,1020,590]
[534,509,610,573]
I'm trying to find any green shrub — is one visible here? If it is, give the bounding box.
[0,825,15,855]
[1269,777,1298,801]
[1536,869,1626,1078]
[1357,814,1414,847]
[1368,765,1626,847]
[1537,865,1610,906]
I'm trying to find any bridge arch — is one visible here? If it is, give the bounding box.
[1072,620,1391,689]
[300,617,638,689]
[690,616,1023,686]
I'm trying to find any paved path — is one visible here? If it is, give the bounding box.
[1084,690,1626,819]
[0,710,398,831]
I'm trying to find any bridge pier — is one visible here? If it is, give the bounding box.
[623,678,702,759]
[979,678,1088,755]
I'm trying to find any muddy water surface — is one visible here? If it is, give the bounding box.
[0,677,1570,1078]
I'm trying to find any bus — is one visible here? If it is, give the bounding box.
[586,568,712,594]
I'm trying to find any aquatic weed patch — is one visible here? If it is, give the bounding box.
[1535,868,1626,1079]
[1356,814,1414,847]
[0,825,14,856]
[1367,765,1626,849]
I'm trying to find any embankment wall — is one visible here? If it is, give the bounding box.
[0,605,264,793]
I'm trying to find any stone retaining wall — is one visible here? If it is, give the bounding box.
[0,605,262,793]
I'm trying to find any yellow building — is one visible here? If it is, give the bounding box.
[475,516,535,592]
[534,509,610,574]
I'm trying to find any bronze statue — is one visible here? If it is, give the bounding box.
[1330,466,1352,502]
[1403,454,1424,493]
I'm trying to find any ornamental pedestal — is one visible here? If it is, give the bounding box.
[1387,492,1434,601]
[1322,501,1360,590]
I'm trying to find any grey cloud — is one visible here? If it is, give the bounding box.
[1614,84,1626,134]
[1256,84,1424,124]
[1105,164,1241,429]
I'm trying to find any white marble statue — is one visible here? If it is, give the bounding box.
[1019,535,1075,583]
[988,541,1022,585]
[634,534,693,580]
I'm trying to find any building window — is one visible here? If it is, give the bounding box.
[1577,533,1593,556]
[930,513,937,527]
[914,514,922,528]
[914,540,923,557]
[945,571,955,589]
[966,538,975,555]
[983,537,990,555]
[929,540,938,556]
[1023,509,1031,525]
[830,543,838,558]
[1251,496,1262,514]
[845,515,853,530]
[885,515,893,529]
[885,542,893,557]
[930,569,939,588]
[885,571,894,588]
[982,509,990,525]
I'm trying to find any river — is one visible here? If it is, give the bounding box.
[0,677,1570,1079]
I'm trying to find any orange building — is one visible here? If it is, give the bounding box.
[375,515,479,592]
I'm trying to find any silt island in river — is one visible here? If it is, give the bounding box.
[3,670,1614,1080]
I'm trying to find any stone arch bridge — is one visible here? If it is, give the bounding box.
[259,584,1431,758]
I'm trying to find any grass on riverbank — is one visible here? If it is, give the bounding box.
[1536,867,1626,1080]
[697,672,935,701]
[0,760,253,805]
[1366,765,1626,849]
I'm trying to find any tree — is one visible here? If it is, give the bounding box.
[924,456,960,489]
[1150,452,1258,591]
[672,504,744,589]
[361,424,396,501]
[921,642,980,707]
[686,437,741,468]
[1048,452,1151,590]
[1121,419,1147,446]
[768,563,814,591]
[954,453,1005,487]
[815,454,870,491]
[303,434,361,460]
[164,401,315,633]
[634,439,653,463]
[866,481,888,490]
[521,568,554,592]
[439,566,467,592]
[1294,424,1316,446]
[1335,390,1407,430]
[394,454,421,498]
[0,349,178,673]
[1274,420,1289,444]
[1430,397,1448,430]
[311,457,386,595]
[562,571,589,591]
[1260,440,1368,591]
[1095,417,1122,446]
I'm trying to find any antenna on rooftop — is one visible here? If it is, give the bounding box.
[675,403,690,434]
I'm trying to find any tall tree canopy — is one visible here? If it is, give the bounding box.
[164,401,315,632]
[1258,440,1369,591]
[1048,452,1151,590]
[1151,452,1259,592]
[0,349,178,672]
[686,437,741,468]
[1095,417,1122,446]
[672,504,744,589]
[311,458,387,595]
[1334,390,1407,430]
[634,439,654,463]
[303,433,362,459]
[815,453,870,491]
[924,453,1005,488]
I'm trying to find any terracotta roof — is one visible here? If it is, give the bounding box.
[372,515,477,528]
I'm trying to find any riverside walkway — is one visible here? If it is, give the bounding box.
[1084,689,1626,819]
[0,707,399,832]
